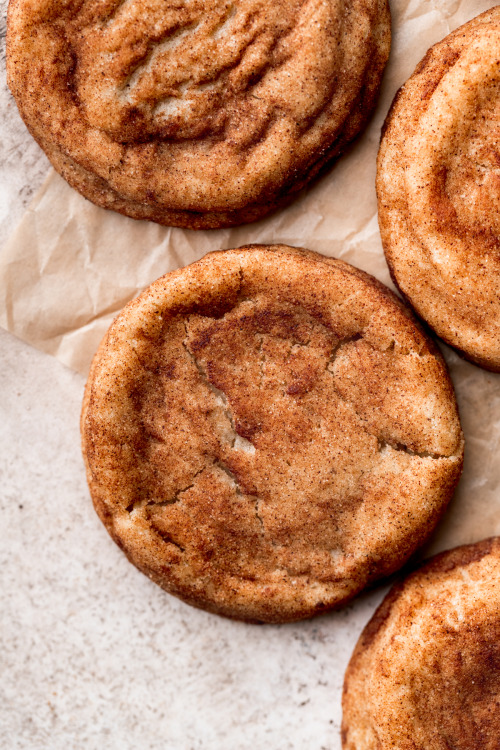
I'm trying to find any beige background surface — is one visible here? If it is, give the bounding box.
[1,1,498,748]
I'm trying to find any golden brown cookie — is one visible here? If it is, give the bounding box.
[7,0,390,229]
[81,245,463,623]
[377,8,500,371]
[342,537,500,750]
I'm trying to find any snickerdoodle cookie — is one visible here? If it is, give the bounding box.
[342,537,500,749]
[81,245,463,622]
[7,0,390,229]
[378,7,500,371]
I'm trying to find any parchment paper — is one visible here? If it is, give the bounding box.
[1,0,499,554]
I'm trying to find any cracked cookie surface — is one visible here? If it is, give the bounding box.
[377,7,500,371]
[7,0,390,229]
[81,245,463,622]
[342,537,500,749]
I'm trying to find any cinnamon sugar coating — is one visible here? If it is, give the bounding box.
[377,8,500,371]
[81,246,463,622]
[342,537,500,749]
[7,0,390,229]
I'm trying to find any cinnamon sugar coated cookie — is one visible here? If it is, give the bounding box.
[7,0,390,229]
[342,537,500,749]
[81,246,463,623]
[377,8,500,370]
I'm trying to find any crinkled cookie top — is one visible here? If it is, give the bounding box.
[7,0,390,227]
[343,537,500,749]
[81,246,463,622]
[378,7,500,370]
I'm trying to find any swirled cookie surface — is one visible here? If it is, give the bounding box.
[342,537,500,749]
[378,8,500,370]
[81,245,463,622]
[7,0,390,228]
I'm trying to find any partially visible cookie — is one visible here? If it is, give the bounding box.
[342,537,500,749]
[81,245,463,623]
[377,8,500,371]
[7,0,390,229]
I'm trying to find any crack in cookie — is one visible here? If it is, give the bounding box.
[81,245,463,622]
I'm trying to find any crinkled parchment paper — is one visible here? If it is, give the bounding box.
[1,0,499,554]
